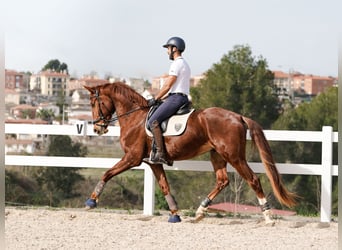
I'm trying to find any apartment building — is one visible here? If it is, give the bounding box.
[292,74,337,95]
[273,71,337,98]
[29,70,70,96]
[5,69,30,90]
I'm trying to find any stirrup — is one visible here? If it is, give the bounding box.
[144,156,169,165]
[143,152,172,166]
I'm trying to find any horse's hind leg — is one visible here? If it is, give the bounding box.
[195,150,229,222]
[231,159,274,225]
[150,164,181,223]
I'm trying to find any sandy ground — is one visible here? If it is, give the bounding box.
[5,207,338,250]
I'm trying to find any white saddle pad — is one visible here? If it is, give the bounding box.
[145,109,195,137]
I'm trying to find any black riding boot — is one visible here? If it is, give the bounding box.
[144,120,169,165]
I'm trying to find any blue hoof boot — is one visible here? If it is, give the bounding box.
[85,198,97,209]
[168,214,181,223]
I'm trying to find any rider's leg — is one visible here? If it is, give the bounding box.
[143,94,188,165]
[149,120,168,164]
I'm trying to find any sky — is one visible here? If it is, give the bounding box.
[4,0,341,80]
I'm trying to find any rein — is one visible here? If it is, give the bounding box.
[91,89,147,126]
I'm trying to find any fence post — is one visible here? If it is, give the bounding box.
[320,126,333,222]
[143,164,155,215]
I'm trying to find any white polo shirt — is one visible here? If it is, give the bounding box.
[168,57,191,96]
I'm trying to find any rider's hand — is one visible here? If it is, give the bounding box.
[147,98,156,107]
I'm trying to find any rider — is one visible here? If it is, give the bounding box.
[144,36,191,165]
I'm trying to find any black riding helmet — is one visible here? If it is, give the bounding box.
[163,37,185,60]
[163,37,186,52]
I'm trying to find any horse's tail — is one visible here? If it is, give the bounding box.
[241,116,297,208]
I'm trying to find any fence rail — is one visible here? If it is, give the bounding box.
[5,122,338,222]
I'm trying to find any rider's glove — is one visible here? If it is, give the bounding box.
[147,98,156,107]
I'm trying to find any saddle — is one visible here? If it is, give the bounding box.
[145,102,195,137]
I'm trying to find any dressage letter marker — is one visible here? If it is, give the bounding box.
[75,121,87,136]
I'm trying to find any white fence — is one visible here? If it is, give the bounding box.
[5,122,338,222]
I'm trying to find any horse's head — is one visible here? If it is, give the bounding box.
[84,85,115,135]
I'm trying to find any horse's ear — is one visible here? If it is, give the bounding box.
[84,85,95,94]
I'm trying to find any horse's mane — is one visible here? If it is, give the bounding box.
[102,82,148,107]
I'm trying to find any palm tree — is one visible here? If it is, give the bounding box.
[36,109,55,124]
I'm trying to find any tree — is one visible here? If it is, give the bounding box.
[56,90,67,116]
[272,86,337,163]
[46,135,87,157]
[34,135,87,206]
[36,108,55,124]
[5,168,45,205]
[20,109,34,119]
[42,59,69,74]
[190,44,280,128]
[271,86,338,215]
[143,79,151,90]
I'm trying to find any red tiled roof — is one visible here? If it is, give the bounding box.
[272,71,289,78]
[36,70,69,77]
[5,88,18,94]
[5,119,48,124]
[6,138,34,145]
[11,104,37,110]
[5,69,24,75]
[70,114,92,120]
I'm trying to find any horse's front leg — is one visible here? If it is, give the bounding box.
[85,155,138,209]
[150,164,181,223]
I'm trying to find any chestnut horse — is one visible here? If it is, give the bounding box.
[84,82,296,224]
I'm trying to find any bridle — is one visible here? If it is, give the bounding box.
[91,89,147,127]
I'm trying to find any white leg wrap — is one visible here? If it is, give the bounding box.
[258,197,267,206]
[258,198,274,225]
[194,205,207,222]
[263,209,275,226]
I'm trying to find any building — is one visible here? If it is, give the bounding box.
[29,70,70,96]
[67,76,148,125]
[273,71,337,102]
[67,76,110,124]
[190,75,205,87]
[9,104,38,119]
[5,69,30,90]
[151,75,205,92]
[68,75,109,91]
[5,138,36,154]
[292,74,337,96]
[124,77,146,94]
[5,118,49,154]
[5,89,20,106]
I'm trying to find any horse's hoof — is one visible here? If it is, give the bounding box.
[193,213,205,223]
[265,220,275,226]
[85,198,97,209]
[168,214,181,223]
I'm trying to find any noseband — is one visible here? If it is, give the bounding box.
[91,89,147,127]
[91,90,115,127]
